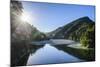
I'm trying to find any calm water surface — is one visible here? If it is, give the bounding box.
[27,44,83,65]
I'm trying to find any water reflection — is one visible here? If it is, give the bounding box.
[53,45,94,61]
[29,44,44,55]
[27,44,83,65]
[13,43,44,66]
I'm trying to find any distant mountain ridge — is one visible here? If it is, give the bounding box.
[47,16,95,48]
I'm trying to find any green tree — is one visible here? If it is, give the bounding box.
[80,25,95,48]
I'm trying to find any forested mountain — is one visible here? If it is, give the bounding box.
[48,17,95,48]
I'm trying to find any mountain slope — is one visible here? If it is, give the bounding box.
[49,16,95,48]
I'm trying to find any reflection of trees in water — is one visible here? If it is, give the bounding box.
[11,41,44,66]
[17,44,44,66]
[29,44,44,55]
[11,41,29,66]
[52,45,69,53]
[16,52,30,66]
[17,45,44,66]
[53,45,95,61]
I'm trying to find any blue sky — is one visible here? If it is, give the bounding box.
[22,1,95,33]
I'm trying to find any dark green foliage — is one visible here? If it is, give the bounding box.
[80,25,95,48]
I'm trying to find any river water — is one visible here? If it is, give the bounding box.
[27,43,83,65]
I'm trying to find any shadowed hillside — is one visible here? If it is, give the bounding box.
[48,17,95,48]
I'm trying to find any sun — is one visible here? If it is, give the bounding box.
[21,13,27,22]
[20,11,33,25]
[21,12,29,22]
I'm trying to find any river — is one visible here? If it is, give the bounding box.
[26,40,84,65]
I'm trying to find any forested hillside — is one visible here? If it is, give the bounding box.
[49,17,95,48]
